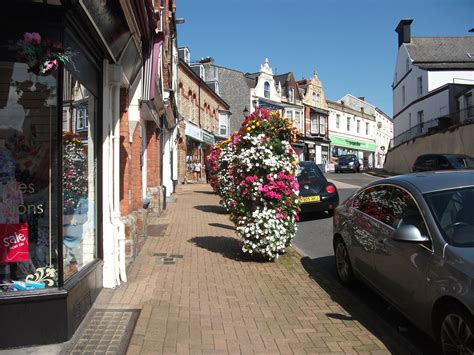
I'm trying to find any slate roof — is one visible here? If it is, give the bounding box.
[406,37,474,69]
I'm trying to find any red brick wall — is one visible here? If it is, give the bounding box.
[130,125,143,211]
[146,121,162,187]
[120,89,130,215]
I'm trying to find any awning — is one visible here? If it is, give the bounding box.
[185,122,202,141]
[330,135,376,152]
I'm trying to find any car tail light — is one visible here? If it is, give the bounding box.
[325,184,336,194]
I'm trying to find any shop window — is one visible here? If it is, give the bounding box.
[0,61,59,292]
[62,68,97,280]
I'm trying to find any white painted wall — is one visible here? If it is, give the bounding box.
[393,88,450,136]
[328,107,376,145]
[428,71,474,91]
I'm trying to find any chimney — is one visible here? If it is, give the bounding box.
[395,19,413,48]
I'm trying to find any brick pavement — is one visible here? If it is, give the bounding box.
[93,183,418,355]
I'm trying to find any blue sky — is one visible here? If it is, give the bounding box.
[176,0,473,116]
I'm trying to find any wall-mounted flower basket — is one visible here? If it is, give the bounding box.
[12,32,74,76]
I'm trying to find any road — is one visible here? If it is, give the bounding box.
[293,171,440,354]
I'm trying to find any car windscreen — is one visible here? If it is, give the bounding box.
[338,155,355,162]
[425,187,474,247]
[447,156,474,169]
[297,163,324,181]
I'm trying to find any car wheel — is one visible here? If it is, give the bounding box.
[327,209,334,217]
[334,237,355,286]
[439,304,474,355]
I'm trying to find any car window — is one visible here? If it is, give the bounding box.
[425,187,474,247]
[386,187,429,237]
[353,185,392,224]
[438,156,451,169]
[297,163,323,181]
[420,155,437,169]
[447,156,474,169]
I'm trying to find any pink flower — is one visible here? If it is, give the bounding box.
[43,59,58,74]
[24,32,41,45]
[275,213,284,219]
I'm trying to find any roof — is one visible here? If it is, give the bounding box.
[406,37,474,69]
[379,171,474,194]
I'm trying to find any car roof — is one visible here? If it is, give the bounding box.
[417,153,473,159]
[371,170,474,194]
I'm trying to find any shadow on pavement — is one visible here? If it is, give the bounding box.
[298,211,331,222]
[300,256,440,354]
[194,205,228,214]
[194,190,216,195]
[208,222,235,231]
[189,236,269,263]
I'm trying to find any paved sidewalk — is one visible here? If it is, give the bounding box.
[3,183,420,354]
[96,183,417,354]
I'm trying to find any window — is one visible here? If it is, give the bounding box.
[218,112,229,136]
[466,94,474,117]
[319,115,326,135]
[76,105,88,131]
[386,187,428,235]
[336,114,340,129]
[310,114,318,134]
[402,85,406,106]
[294,111,303,131]
[417,110,424,133]
[405,58,409,73]
[264,81,270,98]
[353,185,391,224]
[408,113,412,128]
[356,120,360,133]
[347,117,351,131]
[365,122,369,135]
[417,76,423,97]
[288,88,294,103]
[315,93,321,107]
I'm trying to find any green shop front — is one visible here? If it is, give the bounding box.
[330,135,376,168]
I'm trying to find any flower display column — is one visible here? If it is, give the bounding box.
[209,108,300,260]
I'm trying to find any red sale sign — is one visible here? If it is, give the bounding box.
[0,223,29,263]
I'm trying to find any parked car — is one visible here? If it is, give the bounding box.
[335,154,361,173]
[412,153,474,172]
[297,161,339,216]
[333,170,474,353]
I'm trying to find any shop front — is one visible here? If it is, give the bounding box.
[330,135,376,169]
[0,2,106,348]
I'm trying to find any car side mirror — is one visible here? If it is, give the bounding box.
[392,224,429,243]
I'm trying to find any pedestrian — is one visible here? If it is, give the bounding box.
[205,158,210,183]
[193,159,202,183]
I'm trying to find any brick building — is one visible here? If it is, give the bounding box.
[177,50,230,183]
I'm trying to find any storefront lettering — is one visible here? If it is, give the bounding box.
[2,232,26,247]
[4,183,45,215]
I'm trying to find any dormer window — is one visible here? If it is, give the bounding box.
[264,81,270,98]
[288,88,294,103]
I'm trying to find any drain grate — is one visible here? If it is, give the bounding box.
[169,254,183,258]
[147,224,168,237]
[60,309,140,354]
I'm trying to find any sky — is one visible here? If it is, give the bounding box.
[175,0,473,116]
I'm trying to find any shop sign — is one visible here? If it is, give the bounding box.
[185,122,202,141]
[202,131,215,146]
[330,135,376,152]
[0,223,29,262]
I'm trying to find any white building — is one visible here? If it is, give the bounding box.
[392,19,474,146]
[335,94,393,168]
[327,98,378,169]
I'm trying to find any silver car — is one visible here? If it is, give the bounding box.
[333,171,474,354]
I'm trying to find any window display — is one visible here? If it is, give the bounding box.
[62,68,97,280]
[0,61,58,292]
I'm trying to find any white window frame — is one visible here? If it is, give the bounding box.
[288,88,294,103]
[264,82,270,98]
[336,114,340,129]
[218,112,229,136]
[76,105,88,131]
[310,114,318,134]
[417,76,423,97]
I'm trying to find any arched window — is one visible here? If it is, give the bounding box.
[264,81,270,98]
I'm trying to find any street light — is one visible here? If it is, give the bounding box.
[243,107,249,118]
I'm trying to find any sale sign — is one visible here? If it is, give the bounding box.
[0,223,29,263]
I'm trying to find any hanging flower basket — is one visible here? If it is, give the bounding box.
[208,108,301,260]
[12,32,74,76]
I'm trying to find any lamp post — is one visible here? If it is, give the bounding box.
[243,106,249,118]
